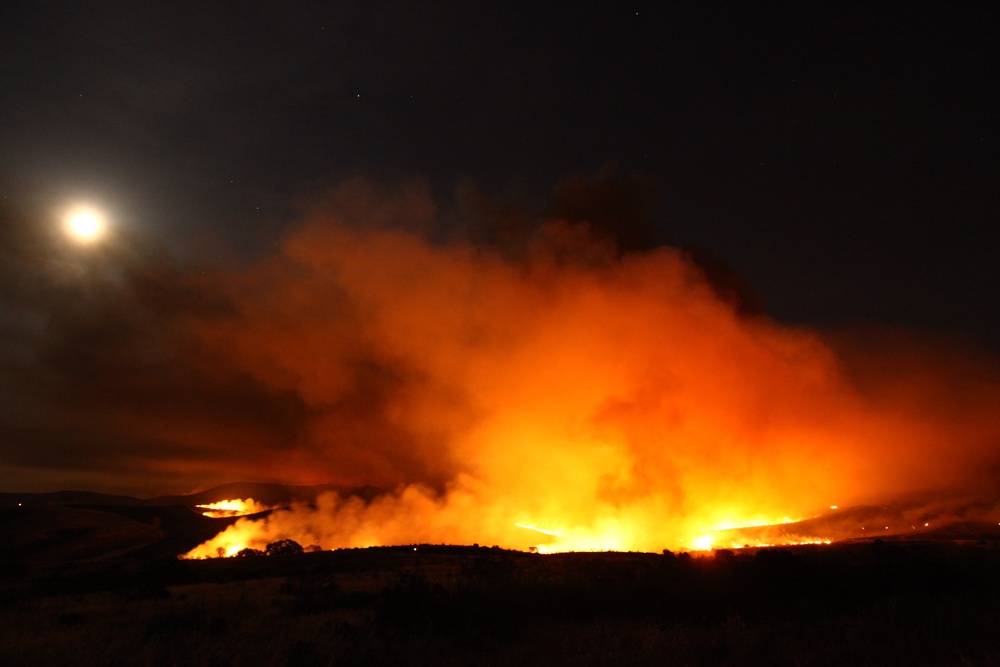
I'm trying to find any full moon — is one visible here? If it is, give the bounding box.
[63,207,107,243]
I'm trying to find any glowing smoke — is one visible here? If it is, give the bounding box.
[178,178,1000,555]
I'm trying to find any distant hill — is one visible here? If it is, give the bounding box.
[904,520,1000,542]
[1,505,166,562]
[714,503,1000,546]
[0,482,384,563]
[0,482,383,509]
[148,482,383,507]
[0,489,150,508]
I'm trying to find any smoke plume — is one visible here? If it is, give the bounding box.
[2,178,999,552]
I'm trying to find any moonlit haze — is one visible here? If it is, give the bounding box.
[62,205,107,244]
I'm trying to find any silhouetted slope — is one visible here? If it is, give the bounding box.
[149,482,383,507]
[0,506,163,562]
[0,490,148,508]
[75,505,249,560]
[0,482,384,509]
[0,482,385,562]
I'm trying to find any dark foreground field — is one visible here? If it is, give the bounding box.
[2,541,1000,666]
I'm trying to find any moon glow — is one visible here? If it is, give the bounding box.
[64,207,107,243]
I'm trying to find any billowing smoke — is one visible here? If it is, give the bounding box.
[2,177,999,552]
[182,178,1000,553]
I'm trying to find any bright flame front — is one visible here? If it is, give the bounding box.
[183,484,846,559]
[196,498,272,518]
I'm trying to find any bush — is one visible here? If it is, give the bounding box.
[265,539,304,556]
[235,548,266,558]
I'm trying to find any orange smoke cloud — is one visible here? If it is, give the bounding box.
[3,179,997,546]
[180,178,1000,555]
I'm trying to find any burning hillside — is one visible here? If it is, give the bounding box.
[195,498,273,518]
[174,179,1000,558]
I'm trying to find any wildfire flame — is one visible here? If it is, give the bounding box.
[196,498,272,518]
[177,180,1000,559]
[515,523,564,538]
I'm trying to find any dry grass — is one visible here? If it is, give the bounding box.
[2,544,1000,666]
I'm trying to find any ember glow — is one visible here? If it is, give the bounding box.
[196,498,272,518]
[177,181,1000,558]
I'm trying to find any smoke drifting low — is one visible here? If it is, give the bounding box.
[2,177,999,551]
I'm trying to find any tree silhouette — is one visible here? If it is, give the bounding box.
[235,547,266,558]
[265,539,304,556]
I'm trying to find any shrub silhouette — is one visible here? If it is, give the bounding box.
[235,548,266,558]
[265,539,304,556]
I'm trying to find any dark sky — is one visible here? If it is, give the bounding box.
[3,1,997,340]
[1,1,999,496]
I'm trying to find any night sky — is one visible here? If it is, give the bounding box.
[1,1,999,496]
